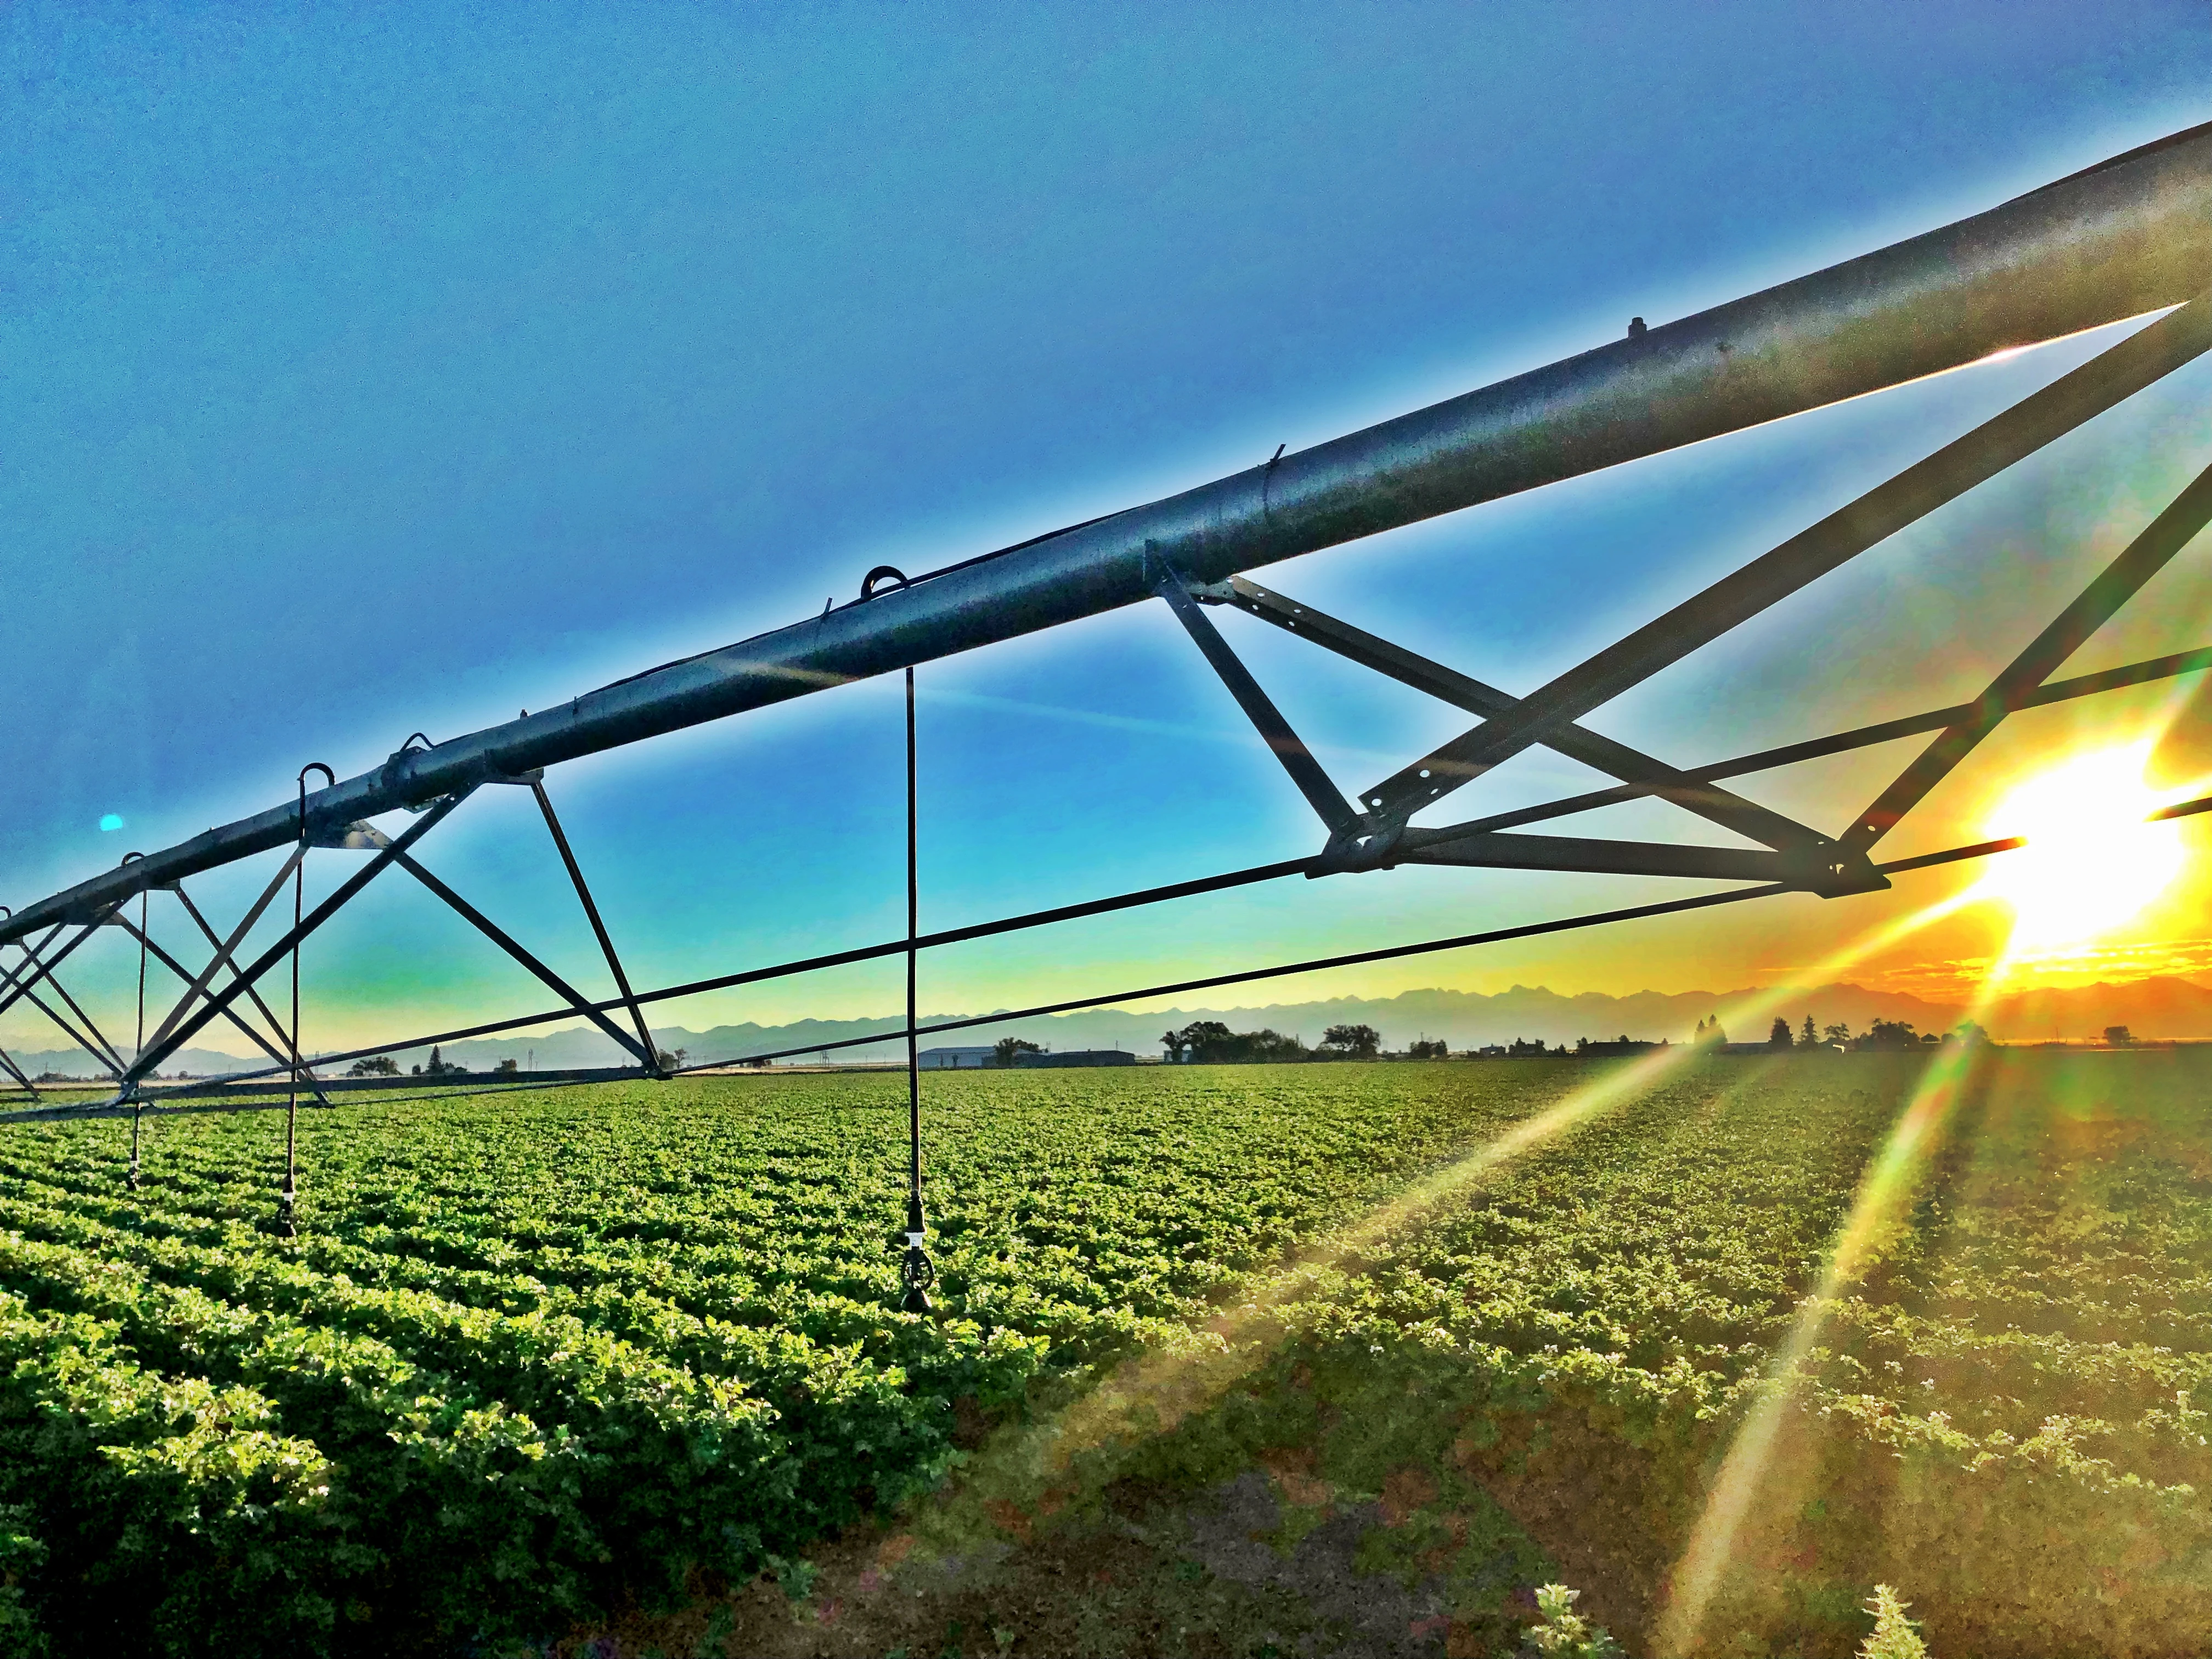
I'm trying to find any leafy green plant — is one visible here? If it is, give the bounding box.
[1522,1583,1622,1658]
[1859,1585,1928,1659]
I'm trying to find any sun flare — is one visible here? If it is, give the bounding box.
[1974,742,2189,950]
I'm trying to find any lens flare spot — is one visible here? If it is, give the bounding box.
[97,814,124,833]
[1975,742,2186,948]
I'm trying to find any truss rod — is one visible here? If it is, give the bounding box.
[149,855,1322,1089]
[0,956,121,1078]
[72,787,2212,1114]
[0,922,100,1027]
[665,794,2212,1070]
[109,912,331,1105]
[0,1046,36,1097]
[9,125,2207,950]
[1154,563,1363,838]
[527,781,658,1065]
[1215,575,1830,855]
[170,885,330,1099]
[119,793,469,1089]
[140,848,306,1056]
[1361,294,2212,825]
[391,852,659,1069]
[27,961,128,1076]
[1443,641,2212,837]
[1842,460,2212,853]
[1390,830,1826,885]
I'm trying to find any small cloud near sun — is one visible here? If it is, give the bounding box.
[98,814,124,832]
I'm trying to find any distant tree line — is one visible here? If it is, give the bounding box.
[1144,1011,2017,1065]
[1155,1022,1385,1063]
[1735,1015,1976,1052]
[343,1046,654,1081]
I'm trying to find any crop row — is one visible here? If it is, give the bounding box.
[1,1055,2207,1655]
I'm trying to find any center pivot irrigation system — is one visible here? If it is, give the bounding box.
[4,125,2211,1283]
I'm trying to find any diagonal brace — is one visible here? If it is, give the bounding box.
[0,951,123,1077]
[0,1045,37,1097]
[0,922,99,1026]
[27,954,128,1075]
[1357,294,2212,828]
[1842,458,2212,854]
[110,910,332,1105]
[1435,641,2212,838]
[1153,561,1364,840]
[1214,575,1832,855]
[391,852,659,1070]
[528,781,659,1067]
[140,847,307,1057]
[121,792,470,1090]
[1393,828,1808,884]
[168,885,323,1077]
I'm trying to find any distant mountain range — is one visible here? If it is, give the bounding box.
[0,1047,299,1085]
[13,977,2212,1079]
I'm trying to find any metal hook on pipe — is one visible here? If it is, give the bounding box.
[860,565,911,601]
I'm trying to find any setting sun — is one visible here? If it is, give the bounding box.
[1974,742,2191,950]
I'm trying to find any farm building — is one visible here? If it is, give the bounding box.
[916,1047,996,1069]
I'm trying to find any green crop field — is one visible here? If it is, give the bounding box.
[0,1053,2205,1657]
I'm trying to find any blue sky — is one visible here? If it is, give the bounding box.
[5,2,2210,1054]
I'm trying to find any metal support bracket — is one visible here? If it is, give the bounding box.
[1150,552,1375,854]
[311,820,394,851]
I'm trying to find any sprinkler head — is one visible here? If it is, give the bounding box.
[898,1194,934,1312]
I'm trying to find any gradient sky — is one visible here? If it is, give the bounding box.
[6,2,2211,1057]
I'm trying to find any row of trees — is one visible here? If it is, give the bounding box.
[346,1044,573,1080]
[1756,1015,1939,1051]
[1157,1022,1383,1063]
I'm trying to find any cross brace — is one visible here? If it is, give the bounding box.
[1149,298,2209,896]
[119,792,470,1092]
[1842,458,2212,854]
[391,850,659,1071]
[109,910,332,1106]
[1358,295,2212,828]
